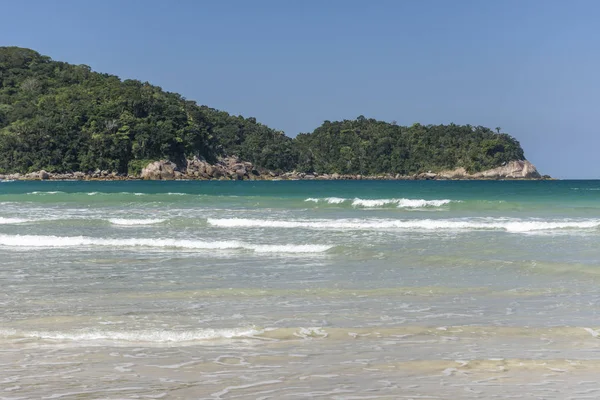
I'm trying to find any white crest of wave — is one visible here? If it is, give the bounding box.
[0,217,29,224]
[352,198,454,208]
[27,191,64,195]
[0,327,262,343]
[305,197,454,208]
[207,217,600,233]
[499,220,600,232]
[396,199,453,208]
[305,197,346,204]
[108,218,166,226]
[0,234,331,253]
[351,198,395,207]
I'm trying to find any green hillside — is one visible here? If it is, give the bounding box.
[0,47,526,175]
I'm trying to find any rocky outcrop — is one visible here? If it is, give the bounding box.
[473,160,541,179]
[140,160,178,180]
[437,167,468,180]
[0,159,547,181]
[437,160,541,180]
[183,156,261,181]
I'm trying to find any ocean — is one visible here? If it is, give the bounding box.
[2,179,600,399]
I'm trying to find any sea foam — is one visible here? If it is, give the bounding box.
[207,217,600,233]
[0,234,332,253]
[27,191,64,195]
[0,217,29,224]
[0,327,262,343]
[305,197,346,204]
[108,218,166,226]
[305,197,454,208]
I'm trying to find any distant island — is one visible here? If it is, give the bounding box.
[0,47,546,180]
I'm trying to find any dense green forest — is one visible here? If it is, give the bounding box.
[0,47,526,175]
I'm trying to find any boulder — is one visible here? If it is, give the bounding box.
[212,168,224,179]
[232,163,247,173]
[235,169,246,180]
[418,172,437,180]
[141,160,177,180]
[437,167,467,180]
[437,160,541,180]
[476,160,541,179]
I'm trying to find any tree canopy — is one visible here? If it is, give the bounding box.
[0,47,527,175]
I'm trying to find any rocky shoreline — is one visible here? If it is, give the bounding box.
[0,158,548,181]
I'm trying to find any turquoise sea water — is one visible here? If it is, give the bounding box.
[2,180,600,398]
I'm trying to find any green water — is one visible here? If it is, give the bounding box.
[2,180,600,398]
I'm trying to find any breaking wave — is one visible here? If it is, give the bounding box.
[305,197,347,204]
[0,234,332,253]
[0,217,29,224]
[0,327,262,343]
[26,191,64,195]
[207,217,600,233]
[4,325,594,344]
[305,197,455,208]
[108,218,166,226]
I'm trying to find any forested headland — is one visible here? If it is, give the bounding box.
[0,47,530,177]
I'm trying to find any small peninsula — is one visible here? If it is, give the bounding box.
[0,47,545,180]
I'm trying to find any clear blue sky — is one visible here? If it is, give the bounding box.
[1,0,599,178]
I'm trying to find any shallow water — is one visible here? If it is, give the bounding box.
[2,180,600,398]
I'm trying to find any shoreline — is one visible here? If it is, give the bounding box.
[0,158,550,182]
[0,173,553,182]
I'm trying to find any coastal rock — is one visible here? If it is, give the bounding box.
[473,160,541,179]
[437,160,541,180]
[437,167,468,179]
[235,169,246,180]
[418,172,437,180]
[141,160,177,180]
[5,158,545,182]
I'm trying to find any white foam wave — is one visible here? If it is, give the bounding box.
[305,197,346,204]
[305,197,454,208]
[27,191,64,195]
[0,234,332,253]
[0,328,261,343]
[207,217,600,233]
[108,218,166,226]
[115,192,147,196]
[167,192,187,196]
[0,217,29,224]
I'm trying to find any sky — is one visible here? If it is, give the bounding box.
[1,0,599,178]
